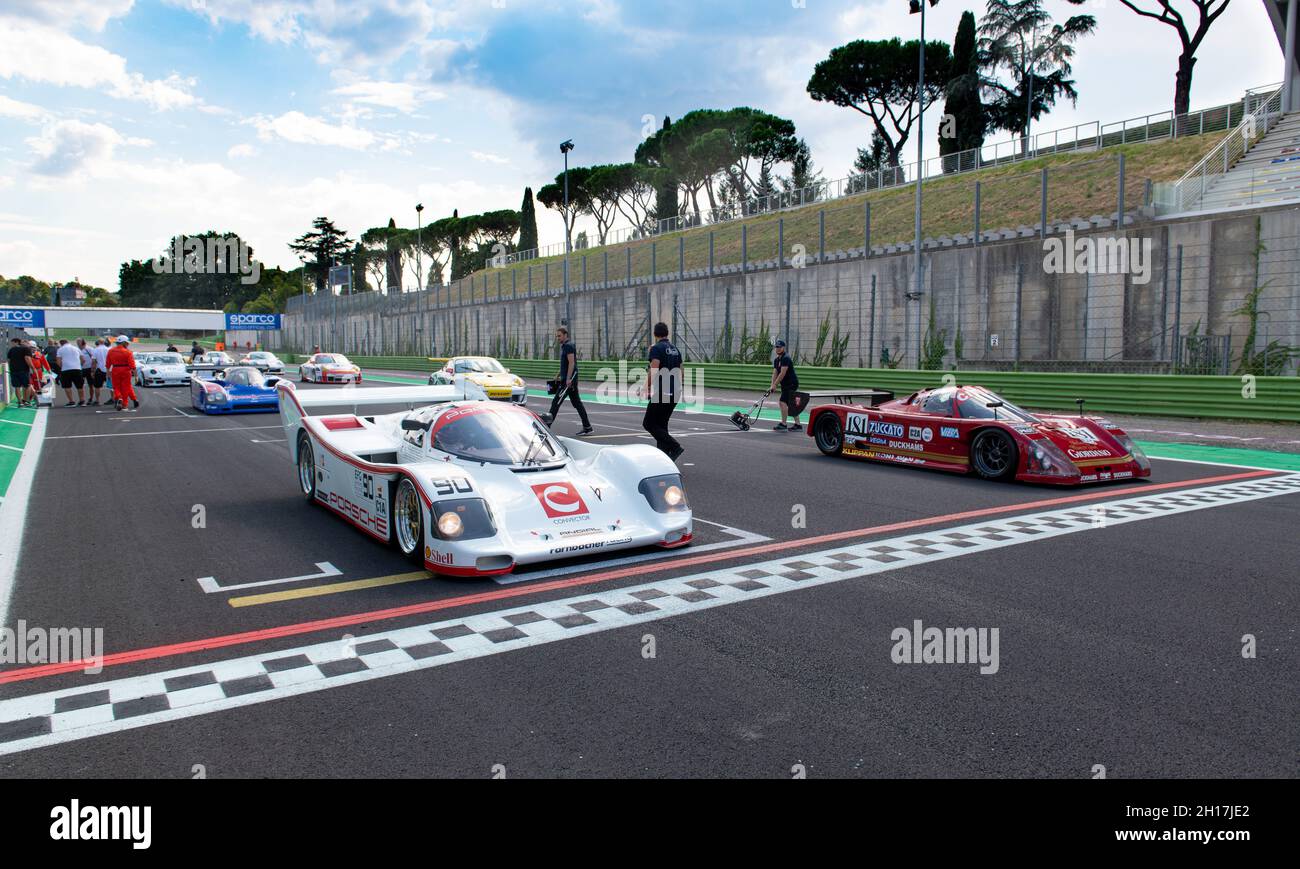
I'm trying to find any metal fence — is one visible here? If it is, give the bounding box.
[280,216,1300,377]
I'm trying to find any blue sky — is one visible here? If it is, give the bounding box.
[0,0,1281,289]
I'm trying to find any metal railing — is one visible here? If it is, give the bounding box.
[479,87,1271,268]
[1164,86,1284,214]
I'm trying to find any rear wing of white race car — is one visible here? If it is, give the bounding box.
[276,377,489,462]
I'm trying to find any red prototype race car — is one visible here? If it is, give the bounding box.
[807,385,1151,485]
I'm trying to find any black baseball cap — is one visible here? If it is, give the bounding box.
[774,339,787,348]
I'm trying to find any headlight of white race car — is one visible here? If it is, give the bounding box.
[639,474,689,513]
[431,498,496,540]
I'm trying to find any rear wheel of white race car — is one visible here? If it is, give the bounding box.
[297,433,317,501]
[392,478,424,562]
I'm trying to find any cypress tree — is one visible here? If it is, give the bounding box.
[518,187,538,253]
[940,10,985,170]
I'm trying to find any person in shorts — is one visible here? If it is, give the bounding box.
[6,338,35,407]
[90,339,110,404]
[767,339,807,431]
[55,339,86,406]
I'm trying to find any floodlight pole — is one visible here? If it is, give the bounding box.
[416,202,424,296]
[561,139,575,331]
[910,0,935,368]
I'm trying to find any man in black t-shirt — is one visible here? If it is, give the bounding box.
[643,322,683,460]
[767,339,806,431]
[540,325,592,435]
[7,338,35,407]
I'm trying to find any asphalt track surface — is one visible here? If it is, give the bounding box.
[0,370,1297,778]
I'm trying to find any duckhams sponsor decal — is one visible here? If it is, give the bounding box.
[846,413,904,439]
[531,481,589,518]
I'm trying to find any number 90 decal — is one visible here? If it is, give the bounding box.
[433,477,474,497]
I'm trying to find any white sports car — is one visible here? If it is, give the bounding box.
[134,351,191,387]
[239,351,284,373]
[300,353,362,384]
[277,382,693,578]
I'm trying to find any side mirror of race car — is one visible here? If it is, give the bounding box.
[266,377,280,387]
[986,399,1003,420]
[401,418,431,432]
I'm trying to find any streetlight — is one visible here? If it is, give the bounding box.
[415,202,424,296]
[909,0,938,369]
[560,138,575,331]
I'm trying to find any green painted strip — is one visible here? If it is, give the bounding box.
[1137,441,1300,472]
[0,405,37,498]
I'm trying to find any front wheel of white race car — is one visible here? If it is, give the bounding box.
[392,478,424,562]
[297,433,317,501]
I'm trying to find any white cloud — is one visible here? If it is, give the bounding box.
[470,150,509,165]
[331,80,443,113]
[227,143,257,159]
[0,94,46,122]
[0,175,13,189]
[26,120,125,177]
[249,111,381,150]
[0,0,136,32]
[0,22,198,110]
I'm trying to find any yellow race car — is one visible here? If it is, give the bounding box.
[427,356,527,405]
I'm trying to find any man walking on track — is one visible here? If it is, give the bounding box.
[642,322,683,461]
[55,339,86,407]
[106,335,139,411]
[540,325,592,435]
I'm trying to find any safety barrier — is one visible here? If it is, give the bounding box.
[283,353,1300,422]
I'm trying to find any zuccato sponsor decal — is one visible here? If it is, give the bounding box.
[847,413,904,439]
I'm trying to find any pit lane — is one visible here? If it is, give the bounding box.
[1,367,1296,777]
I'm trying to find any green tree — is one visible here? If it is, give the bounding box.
[978,0,1097,153]
[807,37,952,167]
[635,116,680,228]
[518,186,539,253]
[289,217,354,293]
[537,168,593,249]
[940,10,986,171]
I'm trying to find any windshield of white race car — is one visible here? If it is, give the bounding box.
[432,406,565,465]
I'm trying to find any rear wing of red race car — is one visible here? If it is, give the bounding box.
[801,389,894,407]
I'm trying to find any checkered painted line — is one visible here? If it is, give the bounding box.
[1,473,1298,755]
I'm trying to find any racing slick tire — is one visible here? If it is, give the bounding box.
[970,429,1018,481]
[300,367,309,383]
[392,478,424,563]
[813,412,844,456]
[297,433,318,501]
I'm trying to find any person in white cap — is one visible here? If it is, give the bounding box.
[105,335,139,411]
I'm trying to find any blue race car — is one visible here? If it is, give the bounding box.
[191,365,289,414]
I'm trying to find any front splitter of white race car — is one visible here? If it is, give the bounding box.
[424,515,693,576]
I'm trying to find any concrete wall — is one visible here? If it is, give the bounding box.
[278,203,1300,374]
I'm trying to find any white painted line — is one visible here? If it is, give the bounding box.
[0,418,32,428]
[173,407,195,418]
[0,407,48,628]
[197,562,342,594]
[45,425,283,440]
[2,473,1296,756]
[251,438,286,444]
[493,518,771,586]
[0,443,22,453]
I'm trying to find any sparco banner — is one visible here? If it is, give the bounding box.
[224,313,282,331]
[0,308,45,328]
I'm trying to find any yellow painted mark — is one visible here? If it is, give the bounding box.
[228,570,429,607]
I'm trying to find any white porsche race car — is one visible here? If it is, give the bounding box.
[277,382,692,578]
[134,351,191,387]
